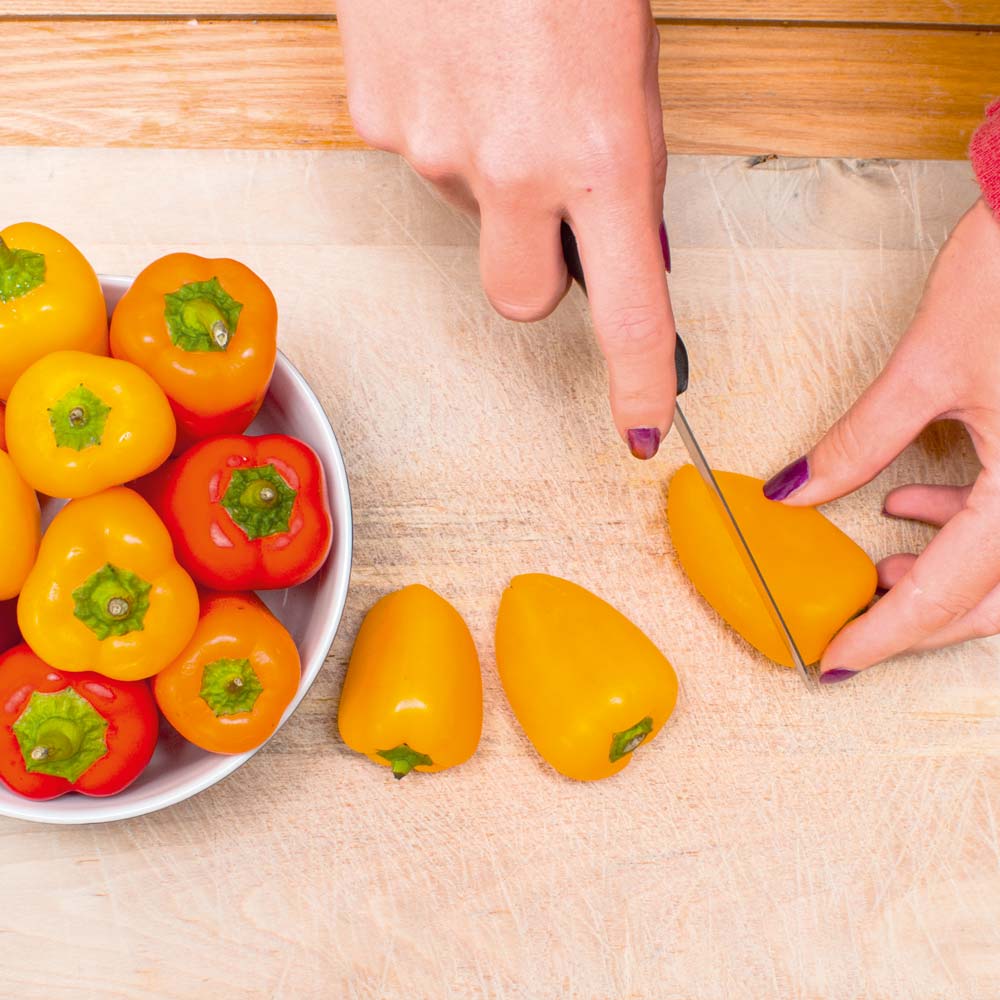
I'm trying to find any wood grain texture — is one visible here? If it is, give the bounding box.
[0,21,995,158]
[0,147,995,999]
[3,2,998,24]
[651,0,1000,24]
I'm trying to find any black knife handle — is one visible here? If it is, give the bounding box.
[559,220,688,396]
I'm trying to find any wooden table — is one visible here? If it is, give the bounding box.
[2,5,1000,999]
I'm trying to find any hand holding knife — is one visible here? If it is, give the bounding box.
[560,221,811,683]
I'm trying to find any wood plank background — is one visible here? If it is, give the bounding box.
[0,4,996,158]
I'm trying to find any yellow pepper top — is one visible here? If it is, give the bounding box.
[0,223,108,400]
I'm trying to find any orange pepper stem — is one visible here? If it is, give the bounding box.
[377,743,434,780]
[609,716,653,763]
[163,277,243,353]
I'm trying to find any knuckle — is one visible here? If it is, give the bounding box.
[488,297,554,323]
[598,304,665,357]
[404,134,460,183]
[824,415,866,467]
[347,91,396,151]
[903,572,975,626]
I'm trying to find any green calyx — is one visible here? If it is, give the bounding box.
[164,276,243,352]
[12,688,109,783]
[199,658,264,717]
[72,563,152,640]
[0,236,46,303]
[48,384,112,451]
[609,716,654,763]
[376,744,433,780]
[221,464,297,540]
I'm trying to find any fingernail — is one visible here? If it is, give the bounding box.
[659,220,671,273]
[763,456,809,501]
[819,668,857,685]
[627,427,661,460]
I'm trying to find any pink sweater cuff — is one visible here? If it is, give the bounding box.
[971,98,1000,219]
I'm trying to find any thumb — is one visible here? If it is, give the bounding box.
[762,358,938,506]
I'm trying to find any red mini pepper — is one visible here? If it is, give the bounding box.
[159,434,333,590]
[0,645,159,800]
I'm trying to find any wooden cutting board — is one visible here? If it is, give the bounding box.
[0,148,996,999]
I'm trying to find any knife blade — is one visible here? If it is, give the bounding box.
[559,221,811,682]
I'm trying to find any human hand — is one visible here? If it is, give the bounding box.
[762,199,1000,681]
[337,0,676,458]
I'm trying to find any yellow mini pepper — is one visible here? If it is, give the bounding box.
[18,487,199,681]
[667,465,877,667]
[6,351,176,499]
[0,449,40,601]
[0,223,108,400]
[495,574,679,781]
[339,585,482,778]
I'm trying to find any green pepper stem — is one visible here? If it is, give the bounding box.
[376,743,434,780]
[609,716,654,763]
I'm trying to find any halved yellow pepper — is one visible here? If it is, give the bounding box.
[0,223,108,400]
[0,449,40,601]
[496,574,678,781]
[17,487,199,680]
[339,585,482,778]
[667,464,877,667]
[6,351,176,498]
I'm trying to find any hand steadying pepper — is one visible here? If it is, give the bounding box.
[764,198,1000,680]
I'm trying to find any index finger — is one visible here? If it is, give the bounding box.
[821,480,1000,675]
[568,189,676,459]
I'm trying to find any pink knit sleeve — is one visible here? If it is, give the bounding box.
[970,98,1000,219]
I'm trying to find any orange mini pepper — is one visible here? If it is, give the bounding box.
[17,487,199,681]
[0,449,40,601]
[0,223,108,400]
[339,585,482,779]
[5,351,176,498]
[153,591,301,755]
[110,253,277,448]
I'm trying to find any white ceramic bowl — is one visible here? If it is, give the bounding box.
[0,276,352,825]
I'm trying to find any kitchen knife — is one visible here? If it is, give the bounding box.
[560,221,811,682]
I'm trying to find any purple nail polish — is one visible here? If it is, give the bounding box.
[627,427,661,461]
[659,220,671,273]
[819,669,857,685]
[763,456,809,501]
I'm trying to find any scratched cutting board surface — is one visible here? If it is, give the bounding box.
[1,148,998,999]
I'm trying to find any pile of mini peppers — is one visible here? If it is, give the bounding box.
[0,223,333,801]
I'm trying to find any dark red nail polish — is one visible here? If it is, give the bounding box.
[659,220,671,273]
[627,427,661,461]
[763,456,809,501]
[819,669,856,685]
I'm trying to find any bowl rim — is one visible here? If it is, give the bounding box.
[0,274,353,825]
